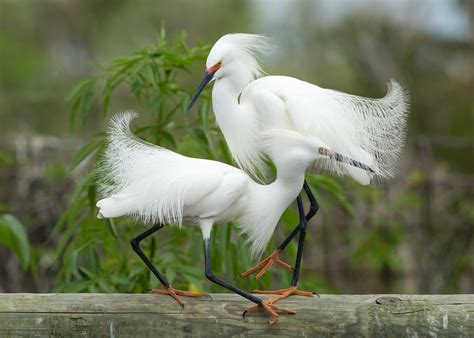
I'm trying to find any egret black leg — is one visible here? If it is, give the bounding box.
[204,237,296,324]
[204,238,261,304]
[276,180,319,253]
[131,224,169,288]
[131,224,209,306]
[249,182,318,302]
[237,180,319,280]
[291,195,307,286]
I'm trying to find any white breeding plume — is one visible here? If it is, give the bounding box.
[96,112,342,256]
[188,33,410,185]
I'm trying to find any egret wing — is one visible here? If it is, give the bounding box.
[246,77,409,183]
[97,112,243,224]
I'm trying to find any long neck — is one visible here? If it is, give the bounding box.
[237,168,306,257]
[212,74,248,115]
[212,75,264,178]
[266,169,306,210]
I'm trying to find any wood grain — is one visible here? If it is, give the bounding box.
[0,294,472,337]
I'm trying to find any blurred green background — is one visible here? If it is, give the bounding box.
[0,0,472,295]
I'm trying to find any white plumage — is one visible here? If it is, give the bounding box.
[193,33,409,184]
[96,112,332,256]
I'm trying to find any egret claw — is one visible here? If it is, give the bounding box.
[237,249,292,280]
[149,286,208,308]
[253,285,316,304]
[242,300,295,325]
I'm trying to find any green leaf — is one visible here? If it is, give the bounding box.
[70,138,104,171]
[87,183,96,213]
[79,77,99,124]
[67,77,99,129]
[145,61,159,88]
[65,77,94,103]
[307,175,355,215]
[155,130,177,148]
[107,219,118,238]
[79,266,95,279]
[0,214,31,269]
[198,101,208,127]
[191,127,209,147]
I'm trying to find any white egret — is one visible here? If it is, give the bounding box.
[188,33,409,300]
[96,112,373,324]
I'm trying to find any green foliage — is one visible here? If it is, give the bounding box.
[349,224,403,272]
[0,150,15,166]
[57,30,352,293]
[0,214,31,269]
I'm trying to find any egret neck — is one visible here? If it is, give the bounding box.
[212,60,254,116]
[236,146,310,257]
[212,72,264,179]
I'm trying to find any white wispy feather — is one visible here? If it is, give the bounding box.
[323,80,410,180]
[216,104,268,182]
[207,33,274,80]
[97,113,253,226]
[97,112,188,225]
[241,76,409,185]
[206,33,409,185]
[236,189,283,257]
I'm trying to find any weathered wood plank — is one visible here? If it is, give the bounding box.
[0,294,472,337]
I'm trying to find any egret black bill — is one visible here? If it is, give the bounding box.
[319,148,375,173]
[188,64,220,110]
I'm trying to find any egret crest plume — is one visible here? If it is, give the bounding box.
[208,33,274,79]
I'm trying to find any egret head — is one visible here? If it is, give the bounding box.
[260,129,329,173]
[188,33,273,110]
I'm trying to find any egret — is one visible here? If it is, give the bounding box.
[96,112,374,324]
[188,33,409,300]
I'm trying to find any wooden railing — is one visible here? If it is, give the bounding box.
[0,294,472,336]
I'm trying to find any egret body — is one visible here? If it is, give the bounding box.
[189,33,409,298]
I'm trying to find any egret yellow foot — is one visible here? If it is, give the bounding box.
[243,300,296,325]
[150,286,208,307]
[253,285,317,303]
[237,249,292,280]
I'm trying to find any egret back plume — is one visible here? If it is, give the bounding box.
[322,79,410,180]
[248,78,410,184]
[97,112,188,225]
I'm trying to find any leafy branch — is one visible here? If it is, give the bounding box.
[55,29,352,293]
